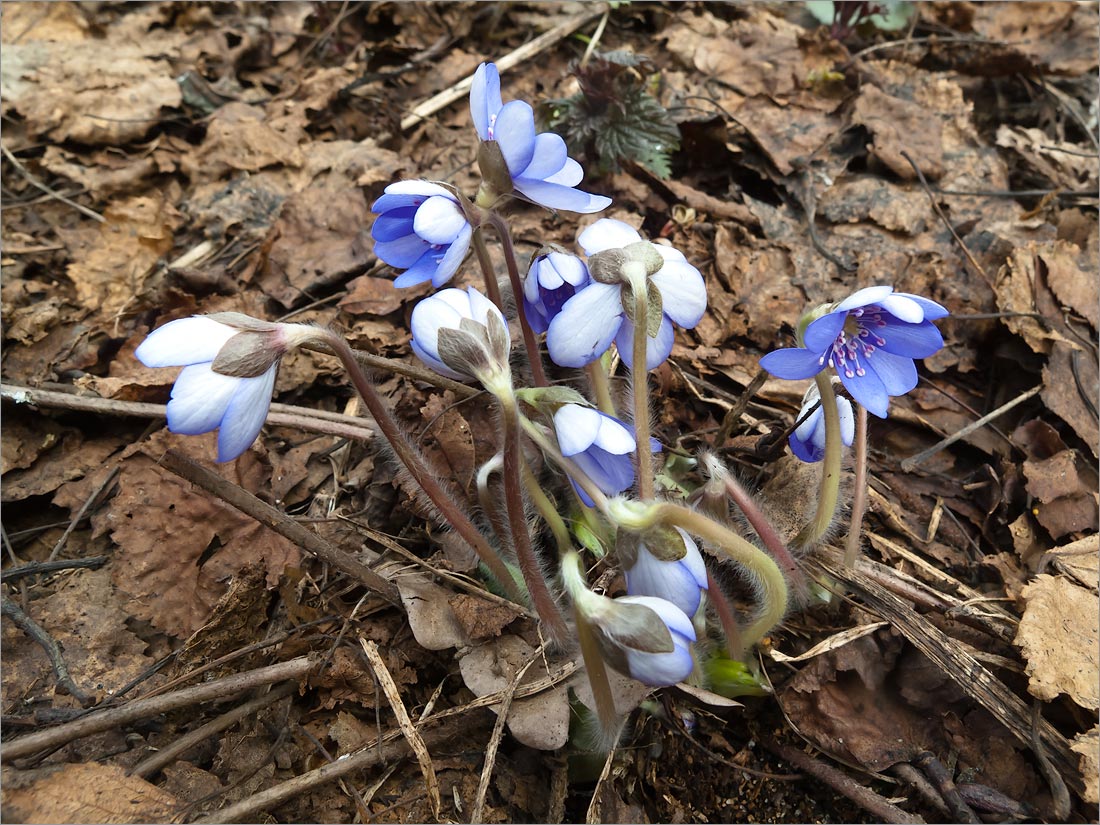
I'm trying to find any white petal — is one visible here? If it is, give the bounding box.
[414,196,467,245]
[383,179,455,199]
[136,317,237,367]
[578,219,641,255]
[651,261,707,328]
[837,396,855,446]
[593,413,636,455]
[166,364,237,435]
[217,367,277,462]
[553,404,601,455]
[546,283,623,368]
[879,293,925,323]
[836,285,893,312]
[617,595,696,640]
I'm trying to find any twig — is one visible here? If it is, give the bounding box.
[47,466,119,562]
[1,383,378,443]
[157,450,401,605]
[913,751,979,823]
[890,763,951,818]
[714,368,769,446]
[470,648,540,824]
[1,656,314,762]
[899,384,1043,472]
[900,149,995,293]
[762,738,925,824]
[1,145,105,223]
[1,596,93,707]
[397,4,608,132]
[1030,701,1072,821]
[585,717,629,824]
[360,639,441,821]
[129,681,297,779]
[1,556,109,583]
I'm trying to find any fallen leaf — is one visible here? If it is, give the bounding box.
[1071,726,1099,805]
[448,593,521,641]
[180,101,304,182]
[1045,534,1099,592]
[1,762,179,823]
[1014,573,1099,710]
[972,1,1100,75]
[396,574,471,651]
[851,84,944,180]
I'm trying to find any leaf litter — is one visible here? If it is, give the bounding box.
[1,2,1097,823]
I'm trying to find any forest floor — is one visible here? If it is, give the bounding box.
[1,2,1098,823]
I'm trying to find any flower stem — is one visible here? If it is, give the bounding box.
[652,502,788,656]
[793,373,843,549]
[471,227,504,311]
[705,570,745,661]
[521,459,572,555]
[627,268,654,500]
[321,331,522,602]
[573,604,619,741]
[518,413,611,514]
[499,392,569,643]
[844,403,869,567]
[476,452,510,554]
[585,359,616,417]
[485,211,549,388]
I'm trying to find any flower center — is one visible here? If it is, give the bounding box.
[825,306,888,379]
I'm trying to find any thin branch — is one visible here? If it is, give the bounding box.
[1,556,109,583]
[1,145,105,223]
[1,597,93,707]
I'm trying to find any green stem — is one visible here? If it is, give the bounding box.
[499,392,568,643]
[476,452,510,555]
[485,211,549,388]
[793,373,843,549]
[652,502,788,656]
[627,268,654,500]
[585,359,616,417]
[518,414,611,514]
[521,459,572,555]
[573,603,619,741]
[321,332,522,602]
[844,403,869,567]
[471,227,504,311]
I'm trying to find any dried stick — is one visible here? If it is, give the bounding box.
[1,556,109,583]
[48,466,119,562]
[1,144,105,223]
[913,751,979,823]
[1,656,314,762]
[1,596,93,707]
[763,738,925,825]
[130,681,298,779]
[157,450,401,606]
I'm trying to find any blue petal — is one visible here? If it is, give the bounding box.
[519,132,569,180]
[839,365,889,418]
[410,338,466,381]
[371,209,416,242]
[371,180,453,213]
[866,349,918,396]
[431,223,472,286]
[470,63,501,141]
[375,234,430,268]
[166,365,236,435]
[616,313,674,371]
[393,253,439,288]
[546,283,623,367]
[493,100,536,175]
[788,430,822,462]
[878,320,944,358]
[759,347,825,380]
[896,292,949,320]
[879,293,924,323]
[217,367,277,462]
[514,178,612,213]
[554,404,601,456]
[544,157,583,187]
[802,311,846,352]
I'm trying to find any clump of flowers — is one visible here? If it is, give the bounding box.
[135,59,948,750]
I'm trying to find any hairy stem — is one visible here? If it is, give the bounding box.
[321,332,522,601]
[500,392,569,642]
[518,413,611,514]
[627,268,654,500]
[705,570,745,661]
[486,210,548,388]
[476,452,510,554]
[585,359,617,416]
[793,373,843,549]
[471,227,504,311]
[521,459,572,555]
[653,503,788,656]
[844,403,869,567]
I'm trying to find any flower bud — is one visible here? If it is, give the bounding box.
[410,286,512,390]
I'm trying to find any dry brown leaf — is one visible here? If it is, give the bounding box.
[1042,345,1100,461]
[1,762,179,824]
[733,97,842,176]
[995,243,1081,354]
[1046,534,1099,592]
[1,430,119,502]
[39,145,159,198]
[1071,725,1099,805]
[396,575,472,651]
[0,2,91,43]
[972,1,1100,75]
[458,636,571,751]
[851,83,944,180]
[180,102,304,182]
[340,275,424,316]
[448,593,522,641]
[996,126,1100,195]
[1015,573,1099,710]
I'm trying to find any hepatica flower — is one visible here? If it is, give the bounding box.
[624,528,709,617]
[553,404,636,506]
[612,595,696,686]
[371,181,473,288]
[410,286,511,386]
[471,62,611,214]
[547,219,707,370]
[790,383,855,462]
[760,286,947,418]
[523,250,590,333]
[136,314,312,462]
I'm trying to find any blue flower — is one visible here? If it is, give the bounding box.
[615,595,696,686]
[136,316,286,462]
[546,219,707,370]
[470,62,611,214]
[789,384,855,463]
[552,404,636,506]
[410,286,510,383]
[523,251,590,333]
[371,180,473,288]
[759,286,947,418]
[625,528,709,617]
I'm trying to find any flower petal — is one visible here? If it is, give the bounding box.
[593,412,636,455]
[618,595,696,640]
[519,132,569,180]
[836,285,894,312]
[839,363,889,418]
[431,222,472,286]
[393,252,442,288]
[514,178,612,213]
[837,396,855,445]
[546,282,623,367]
[371,180,454,213]
[413,196,467,245]
[553,404,601,455]
[878,320,944,358]
[788,430,822,462]
[879,293,924,323]
[493,100,536,175]
[759,347,826,380]
[802,311,846,352]
[470,63,501,141]
[578,219,641,255]
[217,367,277,462]
[136,317,238,368]
[543,157,583,187]
[371,208,416,242]
[375,233,431,268]
[626,547,702,616]
[165,364,237,435]
[411,339,467,381]
[650,261,707,327]
[865,349,918,396]
[898,293,949,320]
[615,313,674,370]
